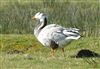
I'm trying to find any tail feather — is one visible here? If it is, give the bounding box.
[63,28,81,40]
[65,35,81,40]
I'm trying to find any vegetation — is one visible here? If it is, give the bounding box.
[0,0,100,69]
[0,0,100,36]
[0,34,100,69]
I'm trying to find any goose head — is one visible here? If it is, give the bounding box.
[32,12,47,22]
[32,12,48,37]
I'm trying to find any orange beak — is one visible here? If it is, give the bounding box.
[32,16,36,20]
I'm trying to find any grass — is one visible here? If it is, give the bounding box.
[0,0,100,69]
[0,0,100,36]
[0,34,100,69]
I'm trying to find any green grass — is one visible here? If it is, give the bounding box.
[0,0,100,36]
[0,34,100,69]
[0,0,100,69]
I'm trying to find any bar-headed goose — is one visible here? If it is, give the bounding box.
[32,12,80,57]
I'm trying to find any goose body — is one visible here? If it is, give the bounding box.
[32,12,80,57]
[37,24,80,48]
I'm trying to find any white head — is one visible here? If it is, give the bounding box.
[32,12,48,37]
[32,12,47,20]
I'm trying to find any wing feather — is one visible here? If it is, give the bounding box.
[38,24,80,46]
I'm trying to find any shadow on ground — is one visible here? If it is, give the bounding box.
[71,49,100,58]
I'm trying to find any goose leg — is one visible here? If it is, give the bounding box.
[50,48,56,57]
[49,40,58,58]
[62,48,65,57]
